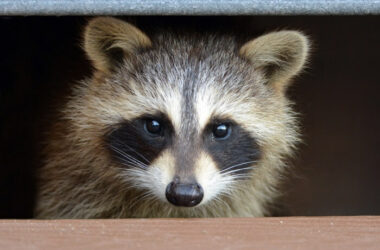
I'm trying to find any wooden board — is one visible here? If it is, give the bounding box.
[1,216,379,250]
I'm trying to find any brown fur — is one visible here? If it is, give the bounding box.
[35,17,310,218]
[84,17,152,73]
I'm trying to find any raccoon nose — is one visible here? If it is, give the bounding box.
[165,181,204,207]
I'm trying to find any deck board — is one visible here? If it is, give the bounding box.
[1,216,379,250]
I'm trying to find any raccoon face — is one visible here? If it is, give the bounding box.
[106,113,260,207]
[83,17,309,209]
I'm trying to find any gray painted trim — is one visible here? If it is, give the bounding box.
[0,0,380,15]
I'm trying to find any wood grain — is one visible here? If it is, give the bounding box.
[0,217,379,250]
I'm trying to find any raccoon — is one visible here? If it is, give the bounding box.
[35,17,310,218]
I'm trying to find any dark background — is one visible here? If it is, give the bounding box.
[0,16,379,218]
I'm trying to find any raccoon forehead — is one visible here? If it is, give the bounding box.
[100,34,269,132]
[128,33,258,90]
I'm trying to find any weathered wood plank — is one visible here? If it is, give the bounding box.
[0,217,379,250]
[1,1,380,15]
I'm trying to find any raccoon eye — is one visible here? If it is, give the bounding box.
[144,119,162,135]
[212,123,231,139]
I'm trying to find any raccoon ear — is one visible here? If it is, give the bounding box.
[240,31,310,93]
[83,17,152,73]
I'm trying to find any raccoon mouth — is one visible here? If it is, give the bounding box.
[165,180,204,207]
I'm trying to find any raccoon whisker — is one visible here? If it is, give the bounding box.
[122,168,149,182]
[113,140,151,164]
[112,150,148,169]
[123,157,149,170]
[110,144,146,164]
[220,166,255,176]
[110,145,149,170]
[229,173,256,182]
[116,158,147,171]
[220,168,253,177]
[219,164,249,175]
[119,153,149,169]
[225,175,253,182]
[219,160,257,174]
[117,169,146,190]
[230,173,253,178]
[119,159,148,171]
[229,175,253,181]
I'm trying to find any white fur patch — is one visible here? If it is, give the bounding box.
[161,89,182,134]
[195,152,235,205]
[195,86,215,132]
[120,150,174,202]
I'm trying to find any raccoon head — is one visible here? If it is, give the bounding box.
[81,17,309,212]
